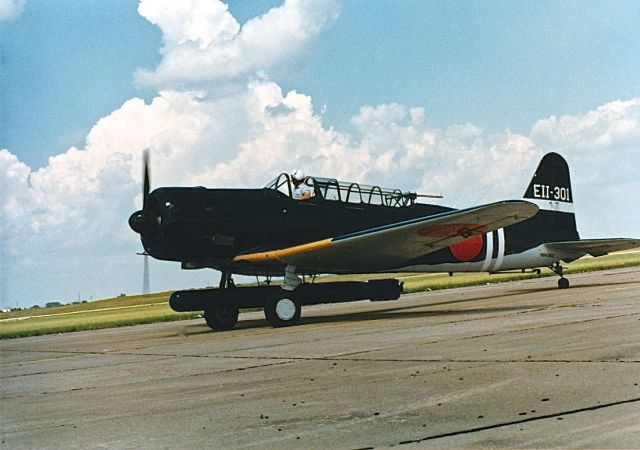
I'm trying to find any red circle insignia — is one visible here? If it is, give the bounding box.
[449,234,484,262]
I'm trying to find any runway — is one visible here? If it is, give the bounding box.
[2,267,639,449]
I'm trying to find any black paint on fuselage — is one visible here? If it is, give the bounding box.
[140,190,578,273]
[142,187,451,268]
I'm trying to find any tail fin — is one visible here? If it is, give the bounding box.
[524,152,573,206]
[522,152,579,242]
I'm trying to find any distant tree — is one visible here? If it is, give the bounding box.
[32,305,41,309]
[45,302,63,308]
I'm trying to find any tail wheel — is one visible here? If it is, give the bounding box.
[558,278,570,289]
[204,302,239,331]
[551,263,570,289]
[264,291,301,328]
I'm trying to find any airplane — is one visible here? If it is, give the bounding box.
[128,152,639,331]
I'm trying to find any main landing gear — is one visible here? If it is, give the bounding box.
[264,290,302,328]
[169,269,404,331]
[550,262,570,289]
[263,265,303,328]
[203,271,239,331]
[204,302,239,331]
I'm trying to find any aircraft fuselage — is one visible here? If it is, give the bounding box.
[138,186,578,276]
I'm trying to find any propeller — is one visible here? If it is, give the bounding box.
[142,149,150,212]
[131,150,152,295]
[129,150,155,235]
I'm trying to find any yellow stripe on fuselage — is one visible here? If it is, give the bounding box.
[232,238,333,263]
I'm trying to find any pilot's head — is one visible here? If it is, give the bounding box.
[291,169,305,185]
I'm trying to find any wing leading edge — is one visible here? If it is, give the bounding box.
[233,200,538,273]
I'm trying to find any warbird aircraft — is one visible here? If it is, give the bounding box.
[129,152,639,330]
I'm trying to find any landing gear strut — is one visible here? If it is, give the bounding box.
[219,271,235,289]
[550,262,570,289]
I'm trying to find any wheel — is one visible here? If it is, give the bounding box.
[204,302,239,331]
[558,278,570,289]
[264,291,301,328]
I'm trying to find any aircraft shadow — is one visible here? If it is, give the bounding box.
[296,304,542,327]
[179,303,543,334]
[510,279,639,294]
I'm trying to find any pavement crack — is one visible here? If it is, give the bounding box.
[397,397,640,445]
[107,351,640,365]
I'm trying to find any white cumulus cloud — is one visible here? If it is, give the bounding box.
[531,98,640,150]
[5,90,640,258]
[0,0,25,22]
[135,0,339,88]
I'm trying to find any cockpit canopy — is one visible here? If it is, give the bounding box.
[264,173,441,208]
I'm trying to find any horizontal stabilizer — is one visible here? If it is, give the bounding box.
[234,200,538,272]
[546,238,640,257]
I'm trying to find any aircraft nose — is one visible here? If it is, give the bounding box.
[129,210,150,234]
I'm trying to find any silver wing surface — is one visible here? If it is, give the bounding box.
[546,238,640,258]
[233,200,538,273]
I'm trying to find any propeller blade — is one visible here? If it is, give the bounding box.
[143,149,150,212]
[129,150,157,235]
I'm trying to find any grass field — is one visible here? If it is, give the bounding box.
[2,250,638,339]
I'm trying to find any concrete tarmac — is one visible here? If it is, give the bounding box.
[2,268,639,449]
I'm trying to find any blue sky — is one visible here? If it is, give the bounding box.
[1,0,160,168]
[1,0,639,308]
[289,1,640,130]
[4,0,639,168]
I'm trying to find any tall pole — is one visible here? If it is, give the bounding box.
[143,255,150,295]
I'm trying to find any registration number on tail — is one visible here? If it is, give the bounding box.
[532,184,572,202]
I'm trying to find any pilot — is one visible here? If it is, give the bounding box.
[291,169,311,200]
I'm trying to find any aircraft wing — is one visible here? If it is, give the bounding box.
[546,238,640,257]
[233,200,538,272]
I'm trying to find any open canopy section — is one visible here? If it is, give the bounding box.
[264,173,442,208]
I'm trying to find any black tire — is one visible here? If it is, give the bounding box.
[558,278,570,289]
[204,302,239,331]
[264,291,301,328]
